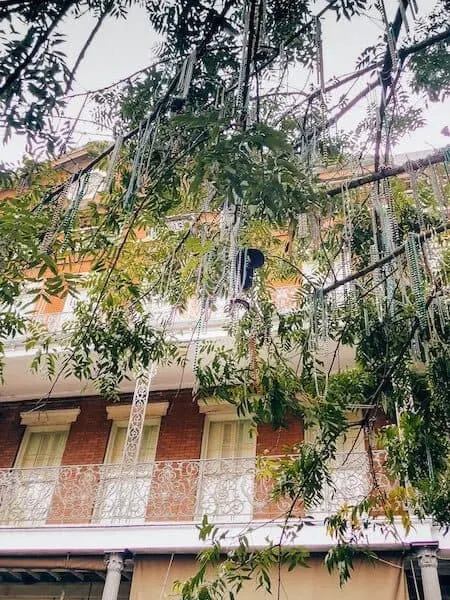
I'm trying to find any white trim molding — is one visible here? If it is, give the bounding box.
[20,408,80,426]
[198,398,238,414]
[0,518,438,556]
[106,402,169,420]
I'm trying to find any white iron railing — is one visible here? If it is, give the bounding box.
[0,453,388,528]
[4,287,300,349]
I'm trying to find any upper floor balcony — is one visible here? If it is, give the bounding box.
[0,452,389,529]
[4,284,300,350]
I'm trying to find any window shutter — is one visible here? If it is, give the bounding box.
[138,425,159,462]
[108,426,127,464]
[304,411,364,453]
[204,420,254,459]
[205,421,224,459]
[19,430,68,468]
[107,424,159,464]
[236,421,255,457]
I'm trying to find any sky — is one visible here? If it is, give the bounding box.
[1,1,448,165]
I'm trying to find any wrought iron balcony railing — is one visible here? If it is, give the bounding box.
[4,286,300,349]
[0,453,389,528]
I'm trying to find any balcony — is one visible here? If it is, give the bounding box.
[0,453,388,528]
[5,285,301,350]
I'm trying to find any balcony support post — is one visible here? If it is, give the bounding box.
[122,364,157,467]
[101,552,124,600]
[416,545,442,600]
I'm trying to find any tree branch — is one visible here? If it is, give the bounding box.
[321,221,450,296]
[64,57,174,99]
[325,149,447,197]
[277,28,450,128]
[398,26,450,60]
[64,0,114,96]
[275,61,383,126]
[374,0,409,172]
[38,0,237,207]
[314,79,380,139]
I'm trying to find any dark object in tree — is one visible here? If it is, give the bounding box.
[236,248,265,290]
[229,297,250,311]
[170,96,187,113]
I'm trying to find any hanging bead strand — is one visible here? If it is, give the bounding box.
[405,232,428,328]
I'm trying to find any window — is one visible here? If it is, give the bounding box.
[93,419,161,525]
[304,410,365,456]
[304,410,370,512]
[203,419,255,459]
[197,416,256,522]
[2,426,69,526]
[105,420,160,464]
[17,428,68,468]
[67,170,106,205]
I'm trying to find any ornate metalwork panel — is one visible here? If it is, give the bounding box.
[0,453,389,528]
[122,365,157,468]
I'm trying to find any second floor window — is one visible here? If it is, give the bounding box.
[105,420,160,464]
[17,427,68,468]
[203,418,255,459]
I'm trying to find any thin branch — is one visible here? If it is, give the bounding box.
[36,3,448,211]
[314,79,380,140]
[322,221,450,296]
[64,0,114,95]
[64,57,174,99]
[37,0,341,209]
[374,0,409,172]
[275,61,383,126]
[38,128,209,404]
[299,27,450,139]
[37,0,236,208]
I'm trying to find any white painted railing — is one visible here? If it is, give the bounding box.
[0,453,388,528]
[4,286,300,348]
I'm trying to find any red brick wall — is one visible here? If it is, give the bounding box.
[3,391,385,469]
[155,389,204,461]
[0,396,114,468]
[0,404,24,468]
[61,396,112,465]
[256,417,304,456]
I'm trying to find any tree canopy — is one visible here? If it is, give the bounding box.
[0,0,449,593]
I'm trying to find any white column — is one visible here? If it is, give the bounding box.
[417,546,442,600]
[101,552,124,600]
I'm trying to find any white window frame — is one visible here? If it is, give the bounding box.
[303,409,365,451]
[20,408,80,427]
[6,425,70,527]
[67,169,106,205]
[94,417,161,525]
